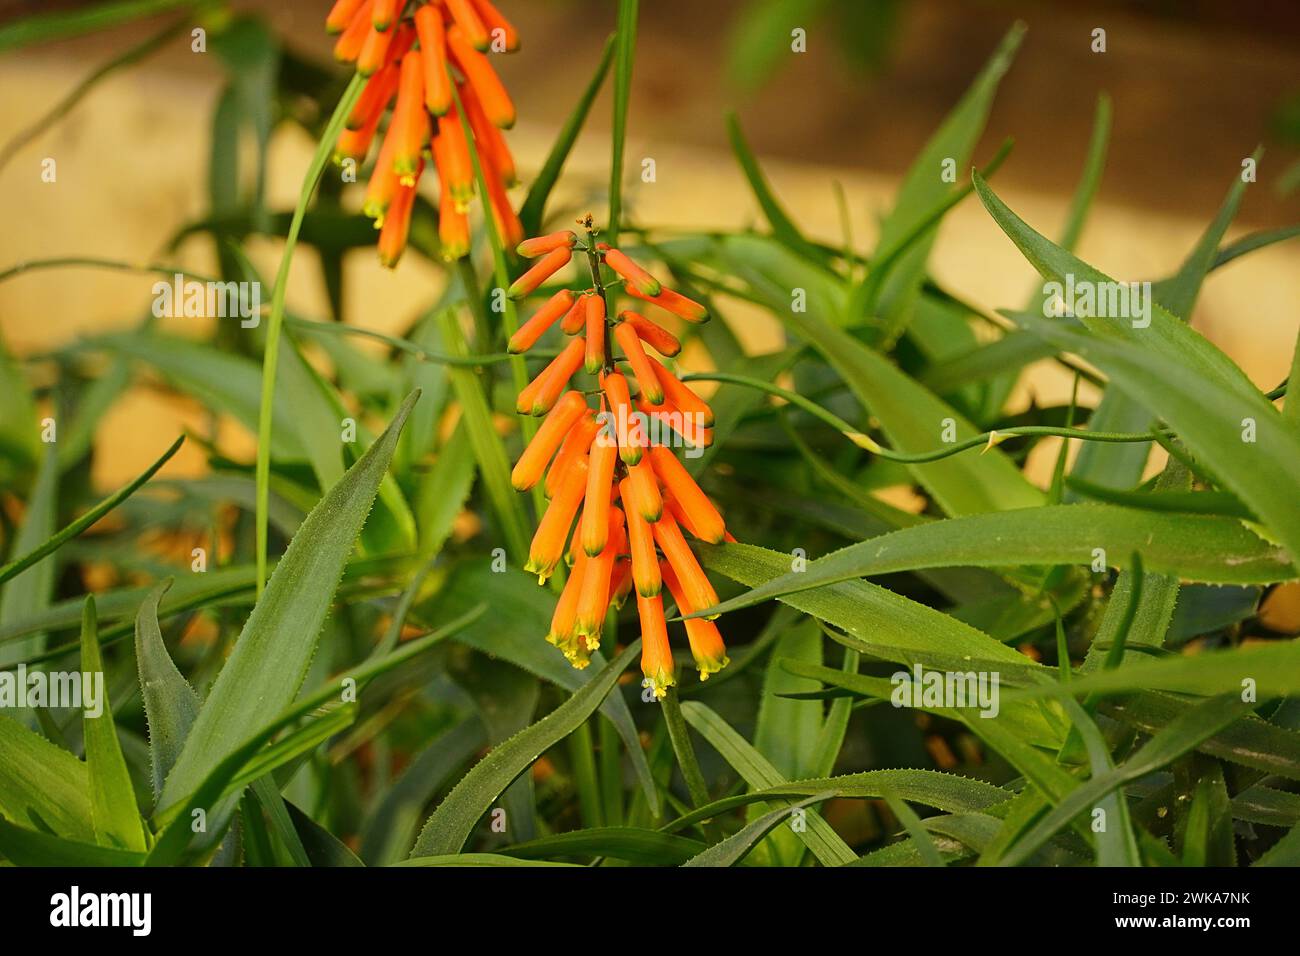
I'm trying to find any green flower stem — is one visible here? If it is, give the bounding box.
[681,370,1164,463]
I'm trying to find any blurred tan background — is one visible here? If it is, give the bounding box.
[1,0,1298,486]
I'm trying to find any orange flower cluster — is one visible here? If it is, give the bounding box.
[507,222,732,698]
[326,0,521,267]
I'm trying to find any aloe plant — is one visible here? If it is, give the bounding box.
[0,1,1297,872]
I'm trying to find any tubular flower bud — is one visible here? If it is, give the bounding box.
[638,593,676,698]
[619,477,661,598]
[545,411,600,498]
[327,0,368,34]
[652,508,719,618]
[614,318,663,404]
[600,371,642,466]
[610,557,633,609]
[378,162,421,268]
[526,452,587,584]
[560,294,587,335]
[447,24,516,128]
[584,295,606,374]
[581,424,618,557]
[517,336,585,416]
[598,244,661,297]
[660,560,730,680]
[508,246,572,299]
[518,230,577,258]
[472,0,520,51]
[445,0,490,50]
[510,290,575,354]
[649,446,725,543]
[624,456,663,523]
[575,507,626,648]
[512,390,587,491]
[414,5,452,115]
[548,549,591,668]
[627,284,709,323]
[334,0,375,61]
[438,185,470,260]
[325,0,521,267]
[621,310,681,357]
[648,356,714,426]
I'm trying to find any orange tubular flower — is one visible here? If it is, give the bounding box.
[638,593,675,698]
[327,0,368,34]
[660,559,730,680]
[446,24,516,129]
[622,310,681,357]
[378,164,421,267]
[619,476,660,597]
[545,411,599,497]
[508,246,572,299]
[526,452,587,584]
[614,319,663,404]
[516,336,584,415]
[626,284,710,324]
[584,295,606,374]
[472,0,519,51]
[652,508,719,617]
[560,295,587,335]
[445,0,490,49]
[518,230,576,258]
[601,371,641,466]
[507,220,732,683]
[581,426,618,557]
[510,290,575,354]
[574,506,626,647]
[324,0,523,265]
[598,244,661,297]
[414,5,452,115]
[649,446,725,543]
[512,390,587,491]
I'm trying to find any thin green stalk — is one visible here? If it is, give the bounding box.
[568,719,604,830]
[598,715,624,826]
[254,72,365,595]
[660,687,709,812]
[681,370,1162,462]
[607,0,638,244]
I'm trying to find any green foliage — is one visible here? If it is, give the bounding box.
[0,4,1297,870]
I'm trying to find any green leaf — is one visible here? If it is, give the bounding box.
[727,111,829,265]
[684,793,834,867]
[78,596,146,851]
[725,236,1043,517]
[0,715,94,841]
[434,308,530,561]
[503,827,706,866]
[410,642,640,857]
[398,853,580,867]
[134,579,201,801]
[0,0,193,53]
[158,390,418,815]
[697,504,1293,618]
[0,818,144,866]
[1000,695,1258,866]
[286,800,364,867]
[681,701,857,866]
[0,434,182,591]
[0,444,58,668]
[858,22,1024,345]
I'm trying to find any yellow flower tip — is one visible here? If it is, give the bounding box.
[398,173,417,188]
[694,653,730,681]
[642,673,674,699]
[847,431,881,453]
